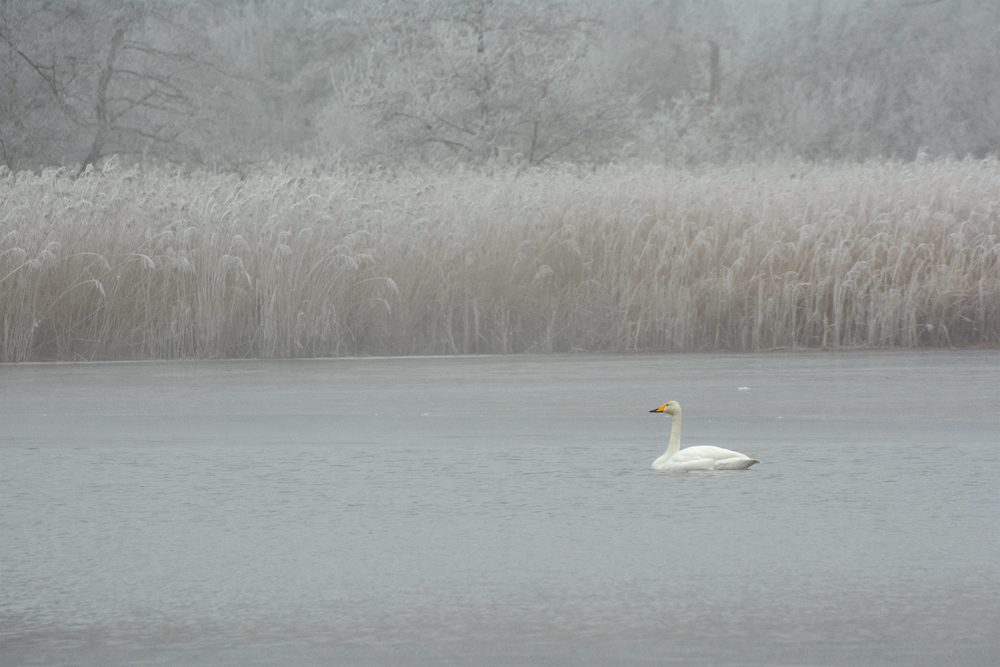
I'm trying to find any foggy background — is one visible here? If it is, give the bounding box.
[2,0,998,173]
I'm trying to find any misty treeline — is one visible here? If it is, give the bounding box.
[2,0,998,171]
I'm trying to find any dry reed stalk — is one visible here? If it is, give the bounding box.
[1,158,998,361]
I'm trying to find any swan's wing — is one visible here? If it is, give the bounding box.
[664,447,714,464]
[673,445,749,462]
[661,458,715,471]
[667,446,759,470]
[656,447,719,471]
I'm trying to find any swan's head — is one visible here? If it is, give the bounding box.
[650,400,681,416]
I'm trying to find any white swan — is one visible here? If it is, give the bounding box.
[649,401,759,471]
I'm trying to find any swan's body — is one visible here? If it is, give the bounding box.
[650,401,759,471]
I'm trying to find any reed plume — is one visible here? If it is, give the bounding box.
[1,158,997,361]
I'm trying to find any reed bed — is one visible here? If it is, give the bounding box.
[1,158,998,361]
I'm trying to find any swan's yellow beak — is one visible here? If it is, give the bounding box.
[650,404,667,413]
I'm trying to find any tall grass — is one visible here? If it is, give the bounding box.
[1,158,998,361]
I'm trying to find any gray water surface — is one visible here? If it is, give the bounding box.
[1,352,998,666]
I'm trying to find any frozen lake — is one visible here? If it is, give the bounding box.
[1,352,998,666]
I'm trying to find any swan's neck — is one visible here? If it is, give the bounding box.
[652,414,682,468]
[665,414,682,458]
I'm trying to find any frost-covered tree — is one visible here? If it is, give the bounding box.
[639,0,1000,163]
[0,0,351,171]
[204,0,357,165]
[329,0,640,166]
[0,0,95,169]
[0,1,234,170]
